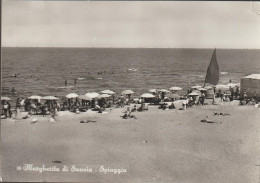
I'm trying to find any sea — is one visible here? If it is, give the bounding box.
[2,48,260,103]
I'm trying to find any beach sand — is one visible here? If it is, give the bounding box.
[1,101,260,182]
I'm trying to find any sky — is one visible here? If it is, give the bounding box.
[2,1,260,48]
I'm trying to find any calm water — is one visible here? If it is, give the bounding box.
[2,48,260,100]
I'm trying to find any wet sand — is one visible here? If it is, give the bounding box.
[1,101,260,182]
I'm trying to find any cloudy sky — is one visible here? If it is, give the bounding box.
[2,1,260,48]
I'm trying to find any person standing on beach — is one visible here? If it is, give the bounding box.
[3,101,8,118]
[201,92,205,105]
[7,102,12,118]
[65,80,67,87]
[74,79,77,85]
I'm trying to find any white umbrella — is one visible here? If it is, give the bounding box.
[158,89,170,93]
[215,84,229,89]
[149,89,157,93]
[1,97,12,101]
[121,90,135,95]
[42,96,59,100]
[191,85,202,89]
[188,92,200,96]
[28,95,42,100]
[198,88,207,91]
[66,93,78,98]
[85,92,100,99]
[101,90,115,95]
[98,94,111,98]
[169,86,182,91]
[204,86,213,90]
[78,95,92,101]
[141,93,155,98]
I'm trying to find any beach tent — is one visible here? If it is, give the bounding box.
[240,74,260,97]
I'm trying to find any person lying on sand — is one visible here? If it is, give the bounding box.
[201,116,220,124]
[80,119,96,123]
[214,112,230,116]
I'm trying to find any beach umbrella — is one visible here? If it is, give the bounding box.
[66,93,78,98]
[1,97,12,101]
[191,85,202,89]
[149,89,157,93]
[188,92,200,96]
[215,84,229,89]
[121,90,135,95]
[28,95,42,100]
[101,90,115,95]
[158,89,170,93]
[141,93,155,98]
[85,92,100,99]
[98,94,111,98]
[198,88,207,91]
[169,86,182,91]
[42,96,59,100]
[78,95,92,101]
[204,86,213,90]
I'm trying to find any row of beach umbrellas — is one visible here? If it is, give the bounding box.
[1,83,240,101]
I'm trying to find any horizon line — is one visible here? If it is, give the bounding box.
[2,46,260,50]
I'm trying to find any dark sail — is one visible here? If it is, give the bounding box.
[205,49,219,85]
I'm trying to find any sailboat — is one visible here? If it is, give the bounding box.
[204,48,219,86]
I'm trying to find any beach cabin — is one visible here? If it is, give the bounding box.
[240,74,260,98]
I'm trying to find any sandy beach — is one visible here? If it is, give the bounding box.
[1,100,260,183]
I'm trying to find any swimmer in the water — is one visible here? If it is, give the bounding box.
[11,87,16,93]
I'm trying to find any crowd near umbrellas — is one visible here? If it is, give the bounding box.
[169,86,182,91]
[141,93,155,98]
[121,90,135,95]
[149,89,157,93]
[28,95,42,100]
[1,97,12,101]
[98,94,111,99]
[101,90,115,95]
[42,96,59,100]
[191,85,202,89]
[66,93,78,99]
